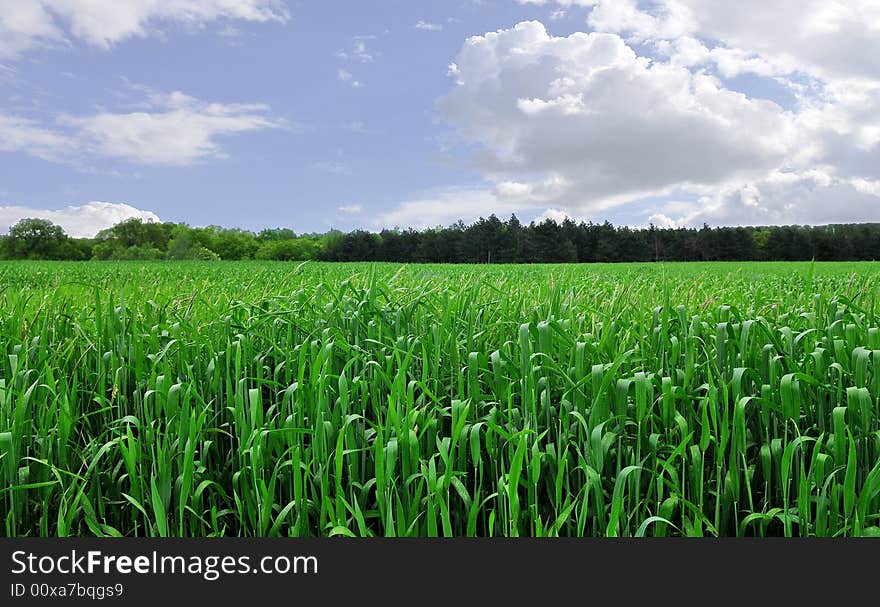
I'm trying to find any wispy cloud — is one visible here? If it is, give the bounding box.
[0,0,289,59]
[337,204,363,215]
[1,85,285,166]
[415,21,443,32]
[0,113,77,162]
[336,35,377,63]
[337,69,364,88]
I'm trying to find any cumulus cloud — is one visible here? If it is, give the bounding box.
[0,0,287,59]
[521,0,880,81]
[647,213,678,229]
[413,4,880,227]
[439,22,796,213]
[1,87,284,166]
[534,208,577,224]
[672,171,880,227]
[656,0,878,83]
[797,79,880,180]
[0,201,160,238]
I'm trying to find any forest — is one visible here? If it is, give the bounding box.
[3,214,880,263]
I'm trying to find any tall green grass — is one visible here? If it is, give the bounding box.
[1,261,880,537]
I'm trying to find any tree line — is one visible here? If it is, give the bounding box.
[3,215,880,263]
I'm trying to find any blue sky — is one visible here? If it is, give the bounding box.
[1,1,879,236]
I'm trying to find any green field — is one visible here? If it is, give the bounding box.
[2,261,880,537]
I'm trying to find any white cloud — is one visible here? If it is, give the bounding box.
[852,178,880,197]
[535,208,576,224]
[377,188,541,229]
[441,22,796,214]
[0,201,160,238]
[524,0,880,82]
[495,181,535,199]
[0,2,62,58]
[444,8,880,226]
[0,63,16,81]
[647,213,677,228]
[0,87,284,167]
[337,69,363,88]
[493,175,571,202]
[0,113,76,162]
[674,1,879,83]
[796,78,880,180]
[58,89,284,166]
[336,35,376,63]
[415,21,443,32]
[335,36,376,88]
[516,0,596,6]
[655,36,709,68]
[351,36,376,62]
[670,170,880,227]
[0,0,288,58]
[337,204,363,215]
